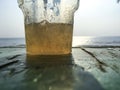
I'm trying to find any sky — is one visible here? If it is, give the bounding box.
[0,0,120,38]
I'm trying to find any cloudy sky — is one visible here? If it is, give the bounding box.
[0,0,120,38]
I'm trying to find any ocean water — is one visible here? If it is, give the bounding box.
[0,36,120,47]
[0,38,25,47]
[72,36,120,47]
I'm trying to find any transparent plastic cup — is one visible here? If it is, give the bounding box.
[18,0,79,55]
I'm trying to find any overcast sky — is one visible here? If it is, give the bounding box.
[0,0,120,38]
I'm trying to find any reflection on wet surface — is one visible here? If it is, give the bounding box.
[0,54,104,90]
[26,54,74,67]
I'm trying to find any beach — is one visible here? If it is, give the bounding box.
[0,46,120,90]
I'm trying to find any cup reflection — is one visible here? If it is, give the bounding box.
[26,54,74,67]
[24,54,104,90]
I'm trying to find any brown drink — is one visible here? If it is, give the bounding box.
[25,22,73,55]
[18,0,79,55]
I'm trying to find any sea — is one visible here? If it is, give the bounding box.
[0,36,120,48]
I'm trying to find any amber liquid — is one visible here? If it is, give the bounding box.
[25,22,73,55]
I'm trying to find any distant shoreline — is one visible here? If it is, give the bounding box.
[73,45,120,48]
[0,45,120,48]
[0,36,120,48]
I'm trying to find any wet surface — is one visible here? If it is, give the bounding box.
[0,47,120,90]
[0,53,104,90]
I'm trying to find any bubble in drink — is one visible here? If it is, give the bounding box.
[25,22,73,55]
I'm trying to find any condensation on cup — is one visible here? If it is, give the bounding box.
[18,0,79,55]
